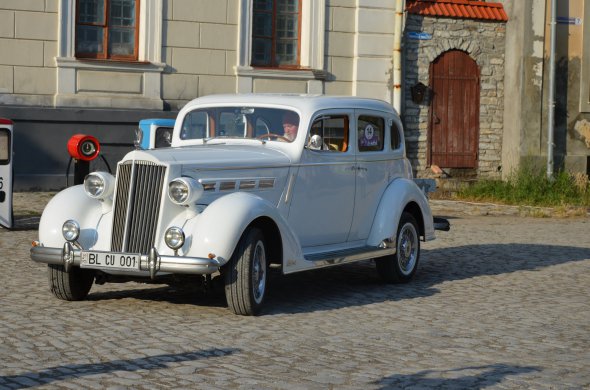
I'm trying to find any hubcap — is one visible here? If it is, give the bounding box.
[252,241,267,304]
[398,222,418,276]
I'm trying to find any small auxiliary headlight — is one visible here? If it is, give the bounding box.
[62,220,80,242]
[168,177,203,206]
[84,172,115,199]
[165,227,185,250]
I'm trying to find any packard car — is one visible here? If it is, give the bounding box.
[31,94,447,315]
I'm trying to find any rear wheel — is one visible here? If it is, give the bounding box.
[376,212,420,283]
[47,264,94,301]
[224,227,268,315]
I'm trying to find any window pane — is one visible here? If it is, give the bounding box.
[79,0,105,24]
[391,122,401,150]
[181,111,209,140]
[254,0,273,11]
[276,14,297,39]
[311,116,348,152]
[0,130,9,162]
[109,27,135,55]
[277,0,298,13]
[110,0,136,27]
[275,40,297,65]
[76,25,104,54]
[252,38,272,66]
[253,13,272,37]
[358,116,384,152]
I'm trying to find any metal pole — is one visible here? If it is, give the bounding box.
[546,0,557,180]
[392,0,404,113]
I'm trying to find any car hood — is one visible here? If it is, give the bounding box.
[120,144,292,170]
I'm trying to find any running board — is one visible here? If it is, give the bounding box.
[304,246,396,268]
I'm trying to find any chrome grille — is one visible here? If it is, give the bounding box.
[111,160,167,254]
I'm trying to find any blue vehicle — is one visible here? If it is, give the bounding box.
[136,118,176,149]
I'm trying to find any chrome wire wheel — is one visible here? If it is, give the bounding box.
[251,240,267,305]
[375,212,421,284]
[397,221,418,276]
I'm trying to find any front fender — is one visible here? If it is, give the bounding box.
[367,178,435,246]
[182,192,303,266]
[38,185,107,248]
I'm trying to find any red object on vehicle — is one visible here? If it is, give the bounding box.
[0,118,13,125]
[67,134,100,161]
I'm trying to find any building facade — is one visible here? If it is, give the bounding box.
[0,0,587,190]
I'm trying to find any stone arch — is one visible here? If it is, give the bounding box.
[424,38,482,65]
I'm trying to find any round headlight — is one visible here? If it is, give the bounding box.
[165,227,185,250]
[84,172,115,199]
[62,220,80,242]
[168,177,203,206]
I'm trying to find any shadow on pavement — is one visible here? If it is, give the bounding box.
[261,243,590,315]
[77,242,590,315]
[374,364,541,389]
[0,348,238,389]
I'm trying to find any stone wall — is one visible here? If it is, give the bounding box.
[404,15,506,178]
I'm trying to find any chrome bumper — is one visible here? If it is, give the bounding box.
[30,243,221,279]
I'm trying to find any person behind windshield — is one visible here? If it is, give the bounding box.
[282,112,299,142]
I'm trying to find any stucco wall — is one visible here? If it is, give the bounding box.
[404,14,506,179]
[0,1,58,107]
[162,0,238,110]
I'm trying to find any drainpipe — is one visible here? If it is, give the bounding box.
[392,0,404,114]
[546,0,557,180]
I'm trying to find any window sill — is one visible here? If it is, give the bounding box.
[235,66,327,80]
[56,57,166,73]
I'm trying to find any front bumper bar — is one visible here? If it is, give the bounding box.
[31,243,221,279]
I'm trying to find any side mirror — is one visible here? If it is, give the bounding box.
[307,134,323,150]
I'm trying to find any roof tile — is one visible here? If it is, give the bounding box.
[406,0,509,22]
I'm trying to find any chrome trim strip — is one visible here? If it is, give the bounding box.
[303,246,396,268]
[30,246,221,275]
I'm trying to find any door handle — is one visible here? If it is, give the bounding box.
[433,113,441,125]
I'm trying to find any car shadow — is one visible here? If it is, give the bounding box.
[0,348,238,389]
[374,363,541,389]
[262,242,590,315]
[83,242,590,315]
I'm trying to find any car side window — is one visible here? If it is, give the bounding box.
[310,115,349,152]
[391,120,402,150]
[358,115,384,152]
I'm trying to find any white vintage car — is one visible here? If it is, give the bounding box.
[31,94,447,315]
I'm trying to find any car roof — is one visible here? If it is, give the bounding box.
[181,94,398,116]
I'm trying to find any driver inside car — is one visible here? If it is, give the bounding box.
[282,111,299,142]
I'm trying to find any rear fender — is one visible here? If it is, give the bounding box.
[367,178,435,246]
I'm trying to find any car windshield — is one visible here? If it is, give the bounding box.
[180,107,300,143]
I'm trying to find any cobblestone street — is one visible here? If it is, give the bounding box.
[1,197,589,389]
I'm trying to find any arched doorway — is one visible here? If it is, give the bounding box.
[428,50,480,168]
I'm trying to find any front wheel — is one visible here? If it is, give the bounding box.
[224,227,268,315]
[47,264,95,301]
[376,212,420,283]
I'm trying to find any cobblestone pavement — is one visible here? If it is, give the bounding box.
[1,194,589,389]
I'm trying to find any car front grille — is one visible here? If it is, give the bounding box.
[111,160,167,254]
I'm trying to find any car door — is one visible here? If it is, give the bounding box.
[349,110,403,241]
[286,111,355,247]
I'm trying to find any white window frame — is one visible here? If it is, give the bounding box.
[236,0,326,93]
[55,0,165,109]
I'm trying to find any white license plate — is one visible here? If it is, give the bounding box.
[80,251,141,271]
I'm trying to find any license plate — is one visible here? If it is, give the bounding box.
[80,251,141,271]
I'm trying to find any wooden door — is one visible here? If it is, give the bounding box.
[428,50,480,168]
